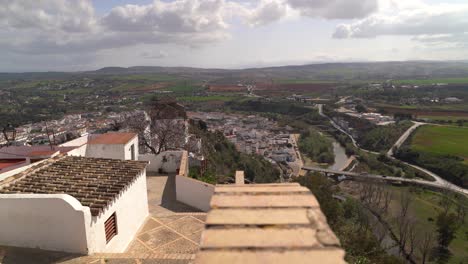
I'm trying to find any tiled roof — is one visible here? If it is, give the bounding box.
[0,146,77,159]
[0,156,148,216]
[195,183,347,264]
[88,133,137,145]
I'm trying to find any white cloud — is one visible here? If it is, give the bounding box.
[102,0,228,33]
[247,0,289,26]
[0,0,96,33]
[0,0,236,56]
[287,0,378,19]
[0,0,385,57]
[246,0,379,26]
[333,1,468,48]
[140,50,169,59]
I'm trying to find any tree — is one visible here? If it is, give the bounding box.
[435,212,459,263]
[418,232,435,264]
[355,104,367,113]
[436,212,458,248]
[123,109,187,155]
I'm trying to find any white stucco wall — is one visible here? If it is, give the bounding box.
[86,144,125,160]
[60,135,89,147]
[88,170,149,253]
[0,170,148,254]
[124,137,139,160]
[175,175,214,212]
[139,151,183,173]
[85,137,138,161]
[66,144,87,157]
[0,194,91,254]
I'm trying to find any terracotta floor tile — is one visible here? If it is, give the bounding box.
[154,239,199,254]
[166,217,205,237]
[139,228,181,250]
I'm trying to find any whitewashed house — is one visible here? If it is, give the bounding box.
[0,155,149,254]
[61,132,139,160]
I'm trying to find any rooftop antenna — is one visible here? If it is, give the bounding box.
[44,121,56,150]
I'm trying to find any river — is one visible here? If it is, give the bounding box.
[328,141,349,171]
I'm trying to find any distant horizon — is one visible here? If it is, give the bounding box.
[2,59,468,74]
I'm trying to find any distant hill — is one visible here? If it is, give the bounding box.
[2,61,468,81]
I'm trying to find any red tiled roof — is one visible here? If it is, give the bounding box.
[0,159,26,170]
[0,156,148,216]
[0,146,77,159]
[28,150,58,157]
[88,133,137,145]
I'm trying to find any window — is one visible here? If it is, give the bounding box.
[130,144,135,160]
[104,213,118,243]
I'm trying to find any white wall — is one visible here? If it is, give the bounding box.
[88,171,149,253]
[66,144,87,157]
[0,171,149,254]
[86,144,126,160]
[60,135,89,147]
[85,137,138,161]
[176,175,214,212]
[175,150,214,212]
[139,151,183,173]
[0,194,91,254]
[124,137,139,161]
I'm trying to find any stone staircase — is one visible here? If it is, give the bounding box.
[194,182,347,264]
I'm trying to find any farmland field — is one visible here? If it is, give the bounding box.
[394,77,468,85]
[386,187,468,264]
[411,125,468,163]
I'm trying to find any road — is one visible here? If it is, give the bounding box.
[385,122,467,193]
[386,121,425,156]
[317,104,378,154]
[315,104,468,196]
[302,166,468,196]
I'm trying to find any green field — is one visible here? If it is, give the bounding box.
[276,79,337,84]
[394,77,468,85]
[387,187,468,264]
[419,115,468,121]
[412,126,468,163]
[109,74,179,82]
[177,95,241,102]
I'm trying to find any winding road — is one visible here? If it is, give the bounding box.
[315,104,468,196]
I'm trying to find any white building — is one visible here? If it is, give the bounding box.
[61,132,139,160]
[0,155,148,254]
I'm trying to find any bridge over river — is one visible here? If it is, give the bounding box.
[302,166,468,197]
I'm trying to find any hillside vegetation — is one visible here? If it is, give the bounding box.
[299,129,334,164]
[188,120,280,184]
[360,121,413,152]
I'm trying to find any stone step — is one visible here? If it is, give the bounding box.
[206,208,311,225]
[91,252,196,260]
[215,186,310,194]
[216,183,300,187]
[200,228,318,249]
[210,194,319,208]
[194,249,346,264]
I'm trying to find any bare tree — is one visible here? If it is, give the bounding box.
[407,221,418,257]
[396,190,413,257]
[418,232,435,264]
[381,187,394,215]
[123,110,186,155]
[399,190,412,220]
[455,196,467,225]
[440,182,454,216]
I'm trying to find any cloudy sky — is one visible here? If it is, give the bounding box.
[1,0,468,72]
